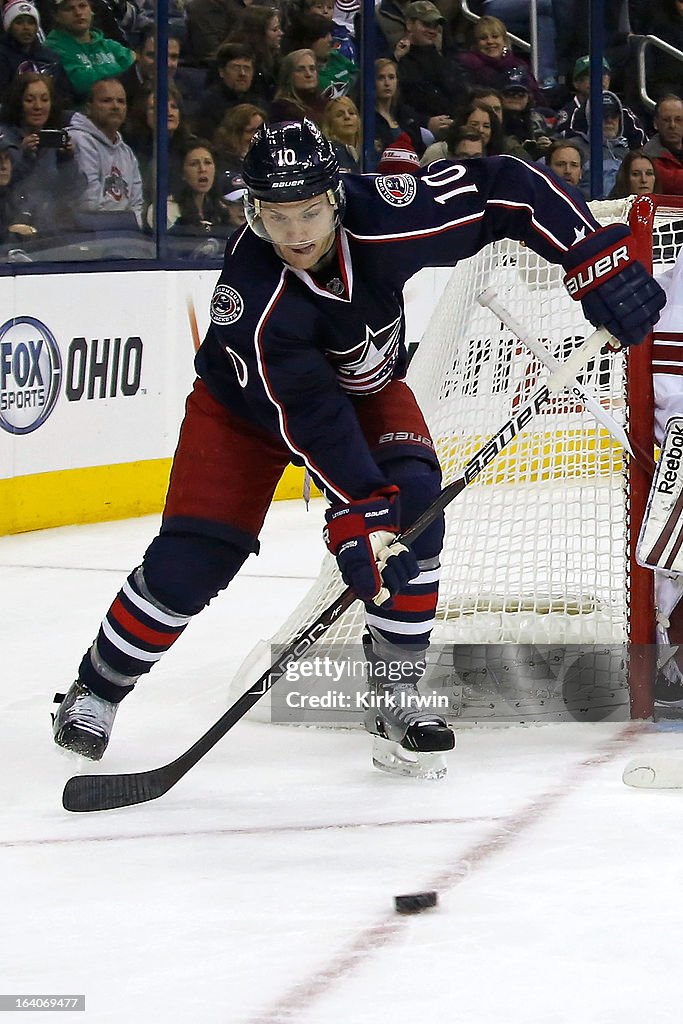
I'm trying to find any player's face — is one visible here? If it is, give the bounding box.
[259,195,336,270]
[549,147,582,185]
[628,157,656,194]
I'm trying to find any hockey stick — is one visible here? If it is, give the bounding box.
[477,288,656,473]
[62,324,612,812]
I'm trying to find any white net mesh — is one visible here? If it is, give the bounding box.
[231,198,683,722]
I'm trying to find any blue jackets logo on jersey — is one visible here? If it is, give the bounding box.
[375,174,418,207]
[210,284,244,326]
[327,316,402,394]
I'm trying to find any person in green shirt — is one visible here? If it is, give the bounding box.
[282,13,357,98]
[45,0,134,101]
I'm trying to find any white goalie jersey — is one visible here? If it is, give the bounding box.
[654,253,683,446]
[648,252,683,626]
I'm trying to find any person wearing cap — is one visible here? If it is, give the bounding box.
[376,130,420,173]
[561,90,630,198]
[644,94,683,195]
[396,0,467,141]
[552,0,634,99]
[45,0,134,101]
[496,65,552,159]
[457,15,543,104]
[0,0,72,104]
[220,167,248,232]
[555,55,647,151]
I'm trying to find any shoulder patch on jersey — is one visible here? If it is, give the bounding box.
[211,283,244,326]
[375,173,418,207]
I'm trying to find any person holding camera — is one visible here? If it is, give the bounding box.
[0,71,85,238]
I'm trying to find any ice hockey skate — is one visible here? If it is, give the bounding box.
[362,635,454,780]
[52,680,118,761]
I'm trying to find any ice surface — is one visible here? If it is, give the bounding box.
[2,500,683,1023]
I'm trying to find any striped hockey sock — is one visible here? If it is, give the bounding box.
[79,567,192,702]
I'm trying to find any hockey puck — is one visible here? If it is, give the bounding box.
[394,891,438,914]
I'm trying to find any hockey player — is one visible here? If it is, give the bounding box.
[53,118,665,778]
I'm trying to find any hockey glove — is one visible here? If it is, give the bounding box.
[563,223,665,347]
[323,485,419,606]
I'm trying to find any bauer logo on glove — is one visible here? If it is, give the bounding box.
[324,486,419,605]
[563,223,666,348]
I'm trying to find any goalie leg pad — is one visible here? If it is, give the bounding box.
[637,417,683,573]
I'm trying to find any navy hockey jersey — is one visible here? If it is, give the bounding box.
[195,155,601,502]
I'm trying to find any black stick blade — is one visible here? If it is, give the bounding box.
[62,769,176,811]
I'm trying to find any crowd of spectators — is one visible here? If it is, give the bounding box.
[0,0,682,261]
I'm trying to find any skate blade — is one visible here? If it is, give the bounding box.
[371,737,448,780]
[54,725,106,762]
[623,754,683,789]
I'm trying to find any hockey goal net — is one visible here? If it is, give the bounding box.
[232,195,683,724]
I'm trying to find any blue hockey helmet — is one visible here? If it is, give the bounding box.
[242,119,346,242]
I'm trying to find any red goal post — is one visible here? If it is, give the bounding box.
[626,194,683,716]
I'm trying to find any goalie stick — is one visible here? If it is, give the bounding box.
[61,324,613,812]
